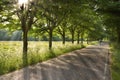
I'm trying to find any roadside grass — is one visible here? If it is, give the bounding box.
[110,43,120,80]
[0,41,87,75]
[89,41,99,45]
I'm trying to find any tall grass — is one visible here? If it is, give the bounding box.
[0,41,86,75]
[110,43,120,80]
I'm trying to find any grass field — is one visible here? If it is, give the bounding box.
[110,43,120,80]
[0,41,88,75]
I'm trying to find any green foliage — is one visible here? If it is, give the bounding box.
[0,0,116,77]
[0,0,108,44]
[92,0,120,43]
[110,43,120,80]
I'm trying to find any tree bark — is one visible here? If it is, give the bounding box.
[22,30,28,67]
[87,37,89,44]
[62,31,66,44]
[72,32,74,44]
[77,32,80,44]
[49,29,53,49]
[23,30,28,54]
[81,32,84,46]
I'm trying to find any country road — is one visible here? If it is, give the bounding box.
[0,43,111,80]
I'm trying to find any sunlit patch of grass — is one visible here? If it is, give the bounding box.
[0,41,86,75]
[0,41,23,75]
[89,41,99,45]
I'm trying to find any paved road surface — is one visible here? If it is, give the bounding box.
[0,43,111,80]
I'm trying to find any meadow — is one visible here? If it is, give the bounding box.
[0,41,87,75]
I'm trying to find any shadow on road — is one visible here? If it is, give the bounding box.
[22,54,30,80]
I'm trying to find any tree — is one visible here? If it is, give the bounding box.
[16,0,38,54]
[57,20,68,44]
[38,0,69,49]
[91,0,120,43]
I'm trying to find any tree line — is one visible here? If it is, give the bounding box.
[0,0,119,54]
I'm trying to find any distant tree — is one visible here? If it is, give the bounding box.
[56,19,68,44]
[38,0,69,49]
[91,0,120,43]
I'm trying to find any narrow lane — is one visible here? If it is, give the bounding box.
[0,43,110,80]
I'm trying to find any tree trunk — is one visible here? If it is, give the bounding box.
[81,32,83,46]
[62,31,65,44]
[77,32,80,44]
[72,32,74,44]
[23,30,28,54]
[87,37,89,44]
[49,29,53,49]
[22,30,28,67]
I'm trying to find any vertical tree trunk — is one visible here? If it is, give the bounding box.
[87,37,89,44]
[81,32,83,46]
[77,32,80,44]
[72,32,74,44]
[62,31,65,44]
[23,30,28,67]
[49,29,53,49]
[21,30,29,69]
[23,30,28,54]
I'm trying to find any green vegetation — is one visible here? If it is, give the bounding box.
[0,0,120,78]
[0,41,87,75]
[0,0,106,53]
[110,43,120,80]
[93,1,120,79]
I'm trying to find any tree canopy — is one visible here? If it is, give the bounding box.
[0,0,119,51]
